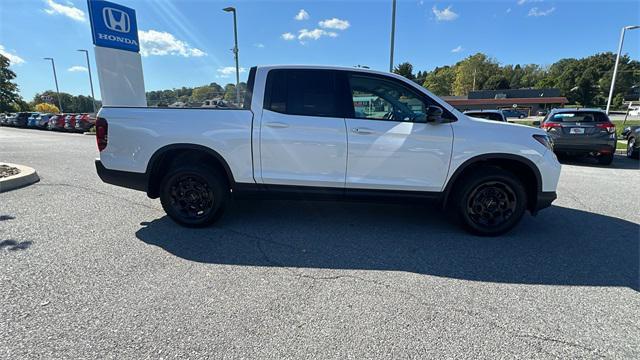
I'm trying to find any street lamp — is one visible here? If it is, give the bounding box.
[223,6,240,107]
[43,57,63,112]
[77,49,97,113]
[606,25,640,115]
[389,0,396,72]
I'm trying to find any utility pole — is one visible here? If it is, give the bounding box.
[606,25,639,115]
[78,49,97,113]
[43,57,63,112]
[223,7,240,107]
[389,0,396,72]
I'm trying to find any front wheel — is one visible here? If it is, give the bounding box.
[159,164,229,227]
[451,168,527,236]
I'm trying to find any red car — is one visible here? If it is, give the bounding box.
[64,114,78,131]
[74,114,96,132]
[48,114,66,130]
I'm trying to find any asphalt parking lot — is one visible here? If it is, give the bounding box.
[1,127,639,359]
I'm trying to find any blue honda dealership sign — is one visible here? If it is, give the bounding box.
[88,0,139,52]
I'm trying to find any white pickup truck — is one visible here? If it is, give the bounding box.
[95,65,560,235]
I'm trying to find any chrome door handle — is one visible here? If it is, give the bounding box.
[265,121,289,128]
[352,127,375,134]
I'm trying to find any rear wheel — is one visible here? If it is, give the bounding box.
[597,152,614,165]
[159,164,229,227]
[627,137,639,159]
[451,168,527,236]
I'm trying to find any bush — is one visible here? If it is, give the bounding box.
[35,103,60,113]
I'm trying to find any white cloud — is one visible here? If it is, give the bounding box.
[518,0,543,5]
[138,30,206,57]
[282,32,295,41]
[451,45,463,53]
[318,18,350,30]
[506,8,512,13]
[432,5,459,21]
[0,45,25,65]
[295,9,309,21]
[528,6,555,16]
[298,28,338,41]
[68,65,87,72]
[216,66,247,78]
[43,0,86,22]
[254,43,265,48]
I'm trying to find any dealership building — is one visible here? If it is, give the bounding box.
[442,88,568,115]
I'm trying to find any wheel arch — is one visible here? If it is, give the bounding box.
[442,153,542,213]
[145,143,236,198]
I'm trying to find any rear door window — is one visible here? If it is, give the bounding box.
[264,69,341,118]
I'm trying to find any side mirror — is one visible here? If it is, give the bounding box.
[426,105,444,123]
[532,121,541,126]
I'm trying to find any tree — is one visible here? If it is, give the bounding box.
[452,53,500,96]
[483,75,510,90]
[422,66,455,96]
[0,54,22,112]
[35,103,60,113]
[223,84,236,102]
[393,62,415,80]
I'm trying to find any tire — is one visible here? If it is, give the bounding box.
[159,164,229,227]
[627,137,639,159]
[451,167,527,236]
[597,152,614,165]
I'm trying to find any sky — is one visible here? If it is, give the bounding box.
[1,0,639,101]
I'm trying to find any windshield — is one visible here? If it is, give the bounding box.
[548,111,609,123]
[467,112,504,121]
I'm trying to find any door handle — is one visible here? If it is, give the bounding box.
[352,127,375,135]
[265,121,289,128]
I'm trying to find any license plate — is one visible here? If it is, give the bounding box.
[570,128,585,134]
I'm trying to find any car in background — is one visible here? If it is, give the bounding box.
[63,114,77,131]
[35,113,53,129]
[463,110,507,122]
[621,125,639,159]
[502,109,527,119]
[14,112,33,127]
[48,114,67,130]
[0,113,7,126]
[3,113,17,126]
[27,113,41,127]
[74,114,95,132]
[628,106,640,117]
[535,108,617,165]
[536,110,548,116]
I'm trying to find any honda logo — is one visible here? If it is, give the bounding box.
[102,7,130,33]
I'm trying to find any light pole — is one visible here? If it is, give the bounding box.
[77,49,97,113]
[606,25,639,115]
[389,0,396,72]
[223,6,240,107]
[43,57,63,112]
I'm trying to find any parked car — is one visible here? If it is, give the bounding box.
[95,65,560,236]
[502,109,527,119]
[534,108,617,165]
[536,110,548,116]
[0,113,8,126]
[463,110,507,122]
[14,112,33,127]
[3,113,17,126]
[35,113,53,129]
[622,125,640,159]
[48,114,66,130]
[628,106,640,117]
[27,113,41,127]
[74,114,95,132]
[64,114,78,131]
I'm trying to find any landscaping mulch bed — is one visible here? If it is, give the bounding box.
[0,165,20,179]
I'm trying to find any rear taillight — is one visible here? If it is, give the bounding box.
[540,122,561,131]
[596,122,616,134]
[96,117,108,151]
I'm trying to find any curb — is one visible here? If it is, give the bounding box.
[0,163,40,193]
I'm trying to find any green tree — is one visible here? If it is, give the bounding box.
[223,84,237,102]
[0,54,22,112]
[422,66,455,96]
[393,62,415,80]
[483,75,510,90]
[452,53,500,96]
